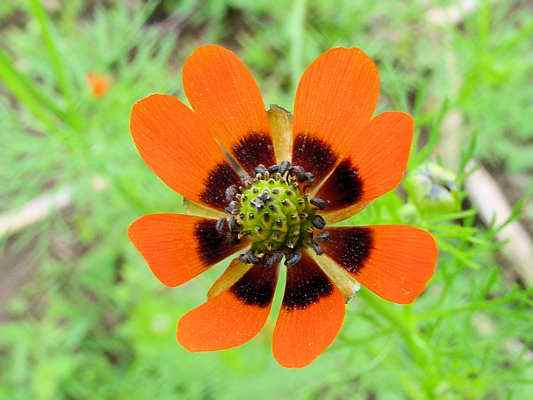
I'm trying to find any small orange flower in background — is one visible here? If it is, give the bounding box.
[86,72,111,97]
[128,45,438,368]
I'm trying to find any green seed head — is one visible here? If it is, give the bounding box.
[238,175,315,255]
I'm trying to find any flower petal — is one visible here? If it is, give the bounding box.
[177,259,279,351]
[130,94,242,211]
[183,45,275,173]
[321,225,437,304]
[272,253,345,368]
[317,112,414,223]
[128,214,246,287]
[292,47,379,185]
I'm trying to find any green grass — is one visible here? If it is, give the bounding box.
[1,1,532,399]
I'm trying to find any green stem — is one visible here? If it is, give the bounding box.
[359,290,437,396]
[0,48,64,127]
[27,0,73,101]
[359,290,430,364]
[289,0,306,94]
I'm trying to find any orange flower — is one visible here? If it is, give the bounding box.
[86,72,110,97]
[128,45,438,368]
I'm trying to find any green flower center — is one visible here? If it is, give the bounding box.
[221,162,328,267]
[239,174,314,252]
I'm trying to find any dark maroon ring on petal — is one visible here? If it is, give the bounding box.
[292,134,338,184]
[316,159,364,211]
[200,161,243,210]
[195,219,244,265]
[321,227,373,274]
[230,261,278,307]
[232,132,276,174]
[282,253,334,310]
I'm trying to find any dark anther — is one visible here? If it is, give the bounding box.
[268,165,280,173]
[281,199,289,206]
[279,160,291,175]
[265,252,283,267]
[304,172,315,182]
[290,165,304,175]
[310,197,328,209]
[314,231,331,242]
[215,218,226,234]
[228,216,238,232]
[238,231,250,239]
[255,226,262,233]
[312,215,326,229]
[285,251,302,267]
[263,213,270,222]
[286,190,293,196]
[258,190,271,202]
[310,241,323,255]
[225,200,239,215]
[269,204,277,212]
[296,172,308,182]
[252,187,260,194]
[225,185,238,202]
[251,197,264,210]
[275,219,283,227]
[272,188,280,195]
[248,212,255,219]
[239,250,259,264]
[254,164,268,175]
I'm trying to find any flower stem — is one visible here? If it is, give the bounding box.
[358,289,437,395]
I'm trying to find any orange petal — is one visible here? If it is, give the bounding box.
[183,45,275,173]
[177,260,279,351]
[292,47,379,184]
[321,225,438,304]
[272,253,345,368]
[130,94,242,211]
[128,214,246,287]
[317,112,414,223]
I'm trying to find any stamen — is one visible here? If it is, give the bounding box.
[251,197,264,210]
[265,252,283,267]
[215,218,226,234]
[304,172,315,182]
[225,200,239,214]
[278,160,291,175]
[310,241,323,255]
[225,185,239,202]
[268,165,279,173]
[240,250,259,264]
[228,216,238,232]
[254,164,268,175]
[285,251,302,267]
[312,215,326,229]
[310,197,328,209]
[315,231,331,242]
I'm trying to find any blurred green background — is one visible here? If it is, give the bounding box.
[1,0,532,399]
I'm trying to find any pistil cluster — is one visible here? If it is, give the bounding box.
[217,161,330,267]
